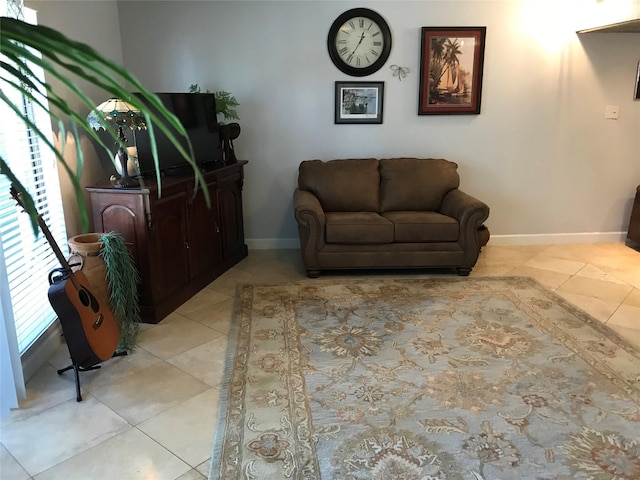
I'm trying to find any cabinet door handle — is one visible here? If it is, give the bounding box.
[184,241,189,250]
[215,222,220,233]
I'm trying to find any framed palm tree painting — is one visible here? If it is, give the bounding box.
[418,27,486,115]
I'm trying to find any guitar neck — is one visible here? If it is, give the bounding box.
[36,213,72,272]
[10,186,73,273]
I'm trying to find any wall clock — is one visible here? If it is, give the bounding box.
[327,8,392,77]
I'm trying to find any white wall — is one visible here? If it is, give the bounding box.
[26,0,124,237]
[116,0,640,246]
[31,1,640,245]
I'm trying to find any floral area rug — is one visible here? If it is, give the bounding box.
[209,277,640,479]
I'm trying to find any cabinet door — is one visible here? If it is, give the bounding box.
[89,192,153,307]
[150,191,190,301]
[188,181,222,279]
[217,173,245,259]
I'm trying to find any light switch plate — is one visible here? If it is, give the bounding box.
[604,105,619,119]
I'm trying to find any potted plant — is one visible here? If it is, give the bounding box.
[188,83,240,164]
[1,15,206,357]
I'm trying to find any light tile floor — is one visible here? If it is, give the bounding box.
[1,243,639,479]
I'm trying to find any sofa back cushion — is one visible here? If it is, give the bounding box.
[379,158,460,212]
[298,159,380,212]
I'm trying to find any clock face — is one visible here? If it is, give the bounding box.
[328,8,392,77]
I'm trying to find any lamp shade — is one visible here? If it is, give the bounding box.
[87,98,147,130]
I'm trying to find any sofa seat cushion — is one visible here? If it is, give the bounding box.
[380,158,460,212]
[325,212,394,244]
[298,159,380,212]
[382,211,459,242]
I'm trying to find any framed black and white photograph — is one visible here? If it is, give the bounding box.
[334,81,384,124]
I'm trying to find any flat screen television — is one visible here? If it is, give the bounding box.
[132,92,222,176]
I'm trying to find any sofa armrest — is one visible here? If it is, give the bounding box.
[294,188,326,226]
[441,189,489,223]
[293,188,326,274]
[440,189,490,267]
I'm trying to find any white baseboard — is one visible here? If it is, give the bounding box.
[246,238,300,250]
[246,232,627,250]
[488,232,627,246]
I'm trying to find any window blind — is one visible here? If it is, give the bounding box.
[0,5,68,354]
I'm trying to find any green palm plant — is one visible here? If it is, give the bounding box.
[0,16,206,235]
[188,83,239,122]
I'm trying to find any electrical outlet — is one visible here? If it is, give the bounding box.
[604,105,619,119]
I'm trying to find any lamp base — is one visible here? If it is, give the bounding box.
[111,175,139,188]
[112,146,139,188]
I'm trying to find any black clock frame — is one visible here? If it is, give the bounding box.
[327,8,392,77]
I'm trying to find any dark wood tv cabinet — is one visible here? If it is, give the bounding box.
[628,185,640,246]
[86,161,248,323]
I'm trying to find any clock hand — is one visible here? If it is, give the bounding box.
[351,31,366,54]
[346,32,366,63]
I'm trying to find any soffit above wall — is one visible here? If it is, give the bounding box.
[577,18,640,33]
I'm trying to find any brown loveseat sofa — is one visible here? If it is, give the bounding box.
[293,158,489,277]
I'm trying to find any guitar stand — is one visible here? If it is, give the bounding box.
[58,351,128,402]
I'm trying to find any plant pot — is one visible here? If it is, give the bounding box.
[67,233,110,313]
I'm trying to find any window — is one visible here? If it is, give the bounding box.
[0,3,68,355]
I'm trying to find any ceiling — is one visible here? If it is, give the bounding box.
[577,18,640,33]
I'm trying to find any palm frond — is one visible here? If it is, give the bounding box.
[0,16,208,235]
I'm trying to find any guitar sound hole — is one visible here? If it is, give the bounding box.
[78,287,101,313]
[78,289,90,307]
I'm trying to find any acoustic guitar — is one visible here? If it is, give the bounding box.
[10,186,119,369]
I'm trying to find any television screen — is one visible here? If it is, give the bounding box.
[133,92,222,176]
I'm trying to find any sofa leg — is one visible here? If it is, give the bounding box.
[306,270,321,278]
[456,267,471,276]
